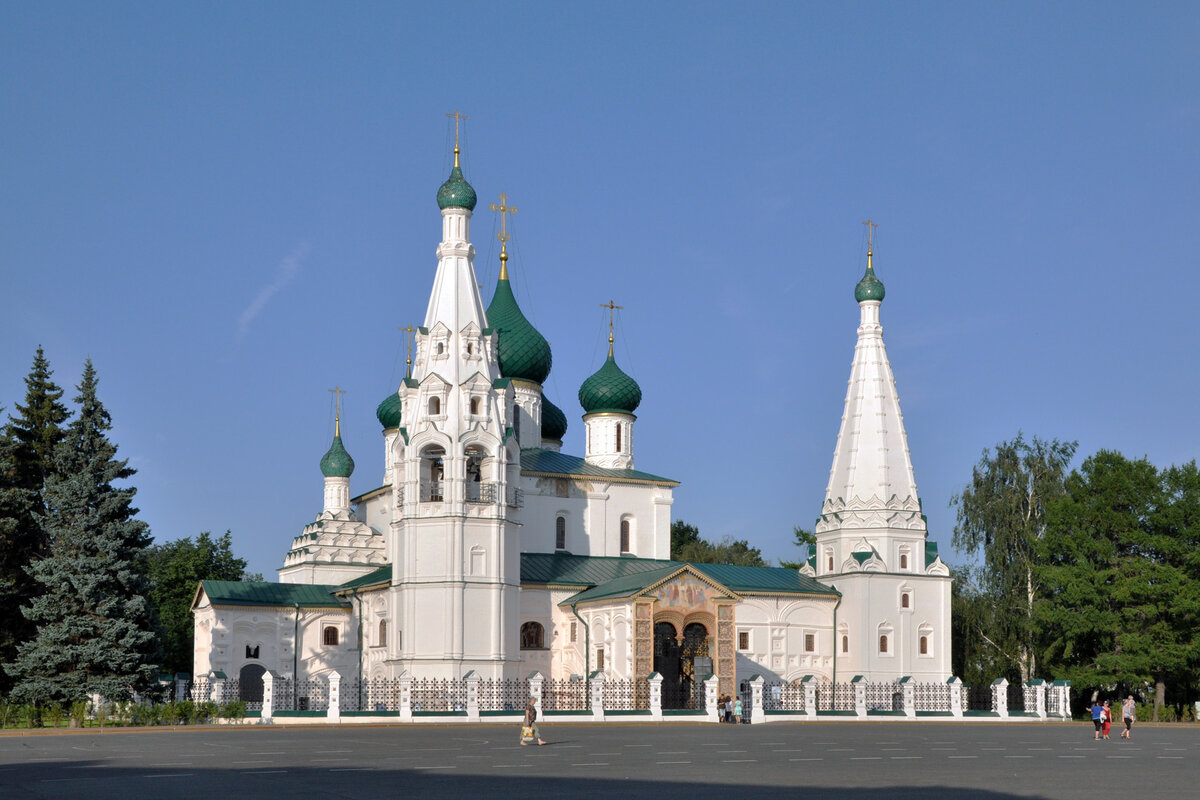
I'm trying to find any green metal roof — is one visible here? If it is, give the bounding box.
[855,257,886,303]
[337,565,392,591]
[520,552,838,605]
[520,448,677,485]
[486,276,552,385]
[436,162,477,211]
[925,540,940,568]
[198,580,349,609]
[579,352,641,415]
[541,395,568,441]
[376,392,401,430]
[319,432,354,478]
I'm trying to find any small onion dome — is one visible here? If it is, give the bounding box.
[854,254,886,303]
[375,392,402,430]
[579,353,642,415]
[541,395,568,441]
[320,431,355,478]
[436,162,477,211]
[486,276,552,385]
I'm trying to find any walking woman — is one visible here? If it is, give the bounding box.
[1121,696,1136,739]
[521,698,547,746]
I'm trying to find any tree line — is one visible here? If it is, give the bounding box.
[951,433,1200,719]
[0,347,255,708]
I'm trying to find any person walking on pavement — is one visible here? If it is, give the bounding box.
[521,697,547,746]
[1121,696,1136,739]
[1090,700,1104,740]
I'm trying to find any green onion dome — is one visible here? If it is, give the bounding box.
[320,429,355,478]
[375,391,402,430]
[541,395,568,441]
[854,253,886,303]
[486,275,553,385]
[436,161,477,211]
[579,352,642,415]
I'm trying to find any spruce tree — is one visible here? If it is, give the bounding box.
[7,360,157,703]
[0,347,71,692]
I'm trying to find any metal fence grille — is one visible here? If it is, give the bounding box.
[542,678,588,711]
[914,682,951,712]
[601,678,649,710]
[864,681,901,712]
[964,685,994,711]
[762,681,806,711]
[273,678,329,712]
[478,678,527,712]
[814,681,855,711]
[1046,687,1063,716]
[339,679,404,712]
[410,678,467,712]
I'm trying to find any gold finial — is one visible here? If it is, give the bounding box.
[489,193,519,280]
[446,110,468,167]
[398,325,417,378]
[329,386,346,435]
[600,300,624,356]
[862,218,878,267]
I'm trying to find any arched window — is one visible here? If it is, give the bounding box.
[422,446,445,502]
[899,553,908,570]
[620,519,631,553]
[879,634,888,654]
[378,620,387,647]
[428,396,441,415]
[323,626,339,646]
[470,397,481,415]
[555,516,566,550]
[436,342,445,355]
[919,635,928,655]
[615,422,622,451]
[842,635,849,653]
[827,554,834,571]
[901,593,910,609]
[520,621,545,649]
[239,663,266,703]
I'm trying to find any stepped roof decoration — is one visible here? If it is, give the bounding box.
[579,304,641,414]
[484,205,553,384]
[375,391,401,430]
[320,416,355,478]
[541,395,568,441]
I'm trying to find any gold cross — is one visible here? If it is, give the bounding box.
[328,386,346,434]
[862,218,878,251]
[600,300,624,352]
[489,193,518,245]
[445,110,468,150]
[398,325,417,378]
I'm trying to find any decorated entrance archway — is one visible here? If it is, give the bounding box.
[654,620,711,708]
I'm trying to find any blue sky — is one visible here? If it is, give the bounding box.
[2,2,1197,578]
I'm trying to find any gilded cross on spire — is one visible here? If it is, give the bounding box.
[600,300,624,355]
[398,325,417,378]
[328,386,346,434]
[862,218,878,253]
[489,193,519,279]
[446,110,468,166]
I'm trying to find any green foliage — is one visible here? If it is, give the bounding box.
[949,563,1012,686]
[951,432,1077,681]
[669,520,766,566]
[7,360,157,705]
[0,347,71,693]
[1037,452,1200,720]
[779,526,816,570]
[143,531,250,675]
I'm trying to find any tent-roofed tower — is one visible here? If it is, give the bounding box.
[807,224,950,681]
[389,121,522,680]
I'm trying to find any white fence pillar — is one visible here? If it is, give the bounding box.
[704,674,721,723]
[465,671,480,722]
[948,676,963,718]
[802,675,817,717]
[749,675,765,724]
[648,672,663,720]
[209,671,227,705]
[327,672,341,721]
[398,672,413,722]
[1054,680,1071,719]
[900,676,915,720]
[528,671,544,719]
[993,678,1009,719]
[1031,679,1046,719]
[852,676,867,719]
[590,671,605,722]
[261,671,278,722]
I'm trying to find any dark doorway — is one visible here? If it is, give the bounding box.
[654,621,709,709]
[239,663,266,703]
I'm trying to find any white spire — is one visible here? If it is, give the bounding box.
[816,246,927,562]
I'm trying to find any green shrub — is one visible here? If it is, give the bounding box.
[44,703,65,728]
[69,700,89,728]
[219,700,247,720]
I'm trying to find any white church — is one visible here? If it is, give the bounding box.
[192,135,952,707]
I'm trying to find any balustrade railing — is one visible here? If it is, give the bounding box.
[506,487,524,508]
[421,481,444,502]
[762,681,806,712]
[914,681,951,713]
[465,482,498,504]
